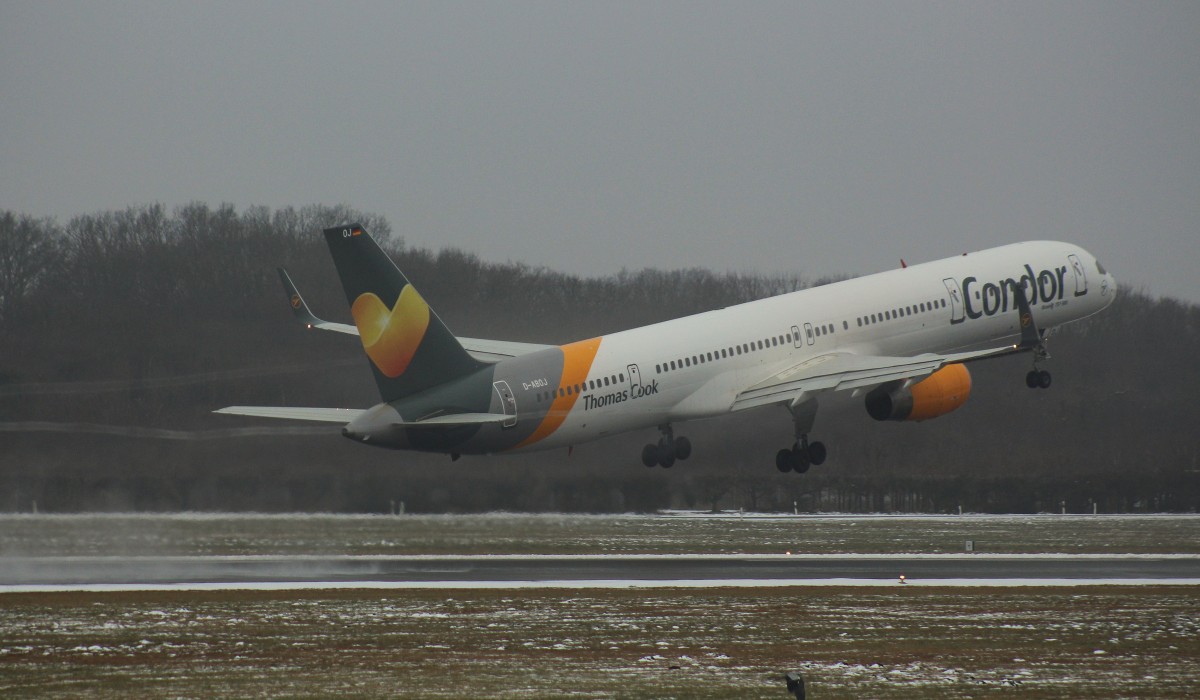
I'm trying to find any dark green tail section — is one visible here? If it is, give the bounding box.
[323,224,484,402]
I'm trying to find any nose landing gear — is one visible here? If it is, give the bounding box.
[1025,368,1052,389]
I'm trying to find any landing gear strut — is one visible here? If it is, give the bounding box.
[1011,279,1053,390]
[776,398,826,474]
[641,424,691,468]
[1025,337,1052,389]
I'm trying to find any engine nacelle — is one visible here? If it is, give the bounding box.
[865,363,972,422]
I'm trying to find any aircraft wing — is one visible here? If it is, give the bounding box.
[214,406,512,428]
[731,344,1019,412]
[277,268,552,359]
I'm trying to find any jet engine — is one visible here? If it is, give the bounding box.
[865,363,972,422]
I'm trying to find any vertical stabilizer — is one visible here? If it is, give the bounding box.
[323,224,483,401]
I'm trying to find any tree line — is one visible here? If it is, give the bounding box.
[1,204,1197,513]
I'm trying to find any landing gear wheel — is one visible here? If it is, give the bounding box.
[808,441,827,466]
[674,436,692,461]
[791,448,811,474]
[1037,370,1052,389]
[639,424,689,468]
[776,449,794,473]
[1026,370,1040,389]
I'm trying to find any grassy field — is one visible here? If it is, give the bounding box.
[1,586,1197,698]
[2,512,1198,556]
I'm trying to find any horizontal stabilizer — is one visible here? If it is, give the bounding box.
[214,406,366,423]
[455,337,554,361]
[399,413,513,428]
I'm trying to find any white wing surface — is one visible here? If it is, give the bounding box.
[732,344,1019,412]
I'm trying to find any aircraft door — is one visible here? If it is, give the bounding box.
[943,278,965,323]
[1067,254,1088,297]
[803,323,815,346]
[493,380,517,428]
[791,325,803,348]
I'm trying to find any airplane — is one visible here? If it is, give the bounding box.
[217,224,1116,473]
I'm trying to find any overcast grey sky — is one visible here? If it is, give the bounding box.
[2,1,1197,301]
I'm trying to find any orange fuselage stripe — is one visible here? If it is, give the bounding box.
[512,337,602,449]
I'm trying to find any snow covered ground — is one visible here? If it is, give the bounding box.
[2,511,1197,557]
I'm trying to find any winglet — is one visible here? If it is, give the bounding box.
[278,268,322,328]
[1008,279,1042,349]
[277,268,359,335]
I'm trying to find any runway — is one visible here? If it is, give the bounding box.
[3,554,1199,590]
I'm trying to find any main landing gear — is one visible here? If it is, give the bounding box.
[776,438,826,474]
[642,424,691,468]
[776,397,826,474]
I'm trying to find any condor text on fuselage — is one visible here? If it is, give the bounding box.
[217,229,1116,474]
[958,259,1091,323]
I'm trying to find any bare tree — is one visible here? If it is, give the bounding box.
[0,212,60,323]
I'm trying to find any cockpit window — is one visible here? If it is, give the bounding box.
[1095,259,1108,274]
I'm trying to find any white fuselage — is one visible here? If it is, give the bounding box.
[493,240,1115,452]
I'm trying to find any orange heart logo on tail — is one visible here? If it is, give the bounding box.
[351,286,431,377]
